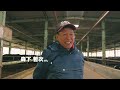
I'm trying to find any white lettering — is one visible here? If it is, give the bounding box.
[20,56,48,63]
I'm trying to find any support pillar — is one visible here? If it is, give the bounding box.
[9,42,11,54]
[44,20,48,49]
[87,36,89,60]
[101,21,106,65]
[0,11,6,78]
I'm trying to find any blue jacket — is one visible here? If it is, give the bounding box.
[33,41,84,79]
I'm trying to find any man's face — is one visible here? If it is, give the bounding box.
[56,28,75,50]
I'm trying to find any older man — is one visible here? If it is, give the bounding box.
[33,21,84,79]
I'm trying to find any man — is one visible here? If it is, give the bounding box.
[33,21,84,79]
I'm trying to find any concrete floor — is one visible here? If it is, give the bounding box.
[23,65,106,79]
[83,65,106,79]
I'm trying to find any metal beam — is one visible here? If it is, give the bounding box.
[6,16,120,23]
[7,25,41,46]
[76,11,110,45]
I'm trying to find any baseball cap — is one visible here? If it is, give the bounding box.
[57,21,76,33]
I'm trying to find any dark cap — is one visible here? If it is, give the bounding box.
[57,21,76,33]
